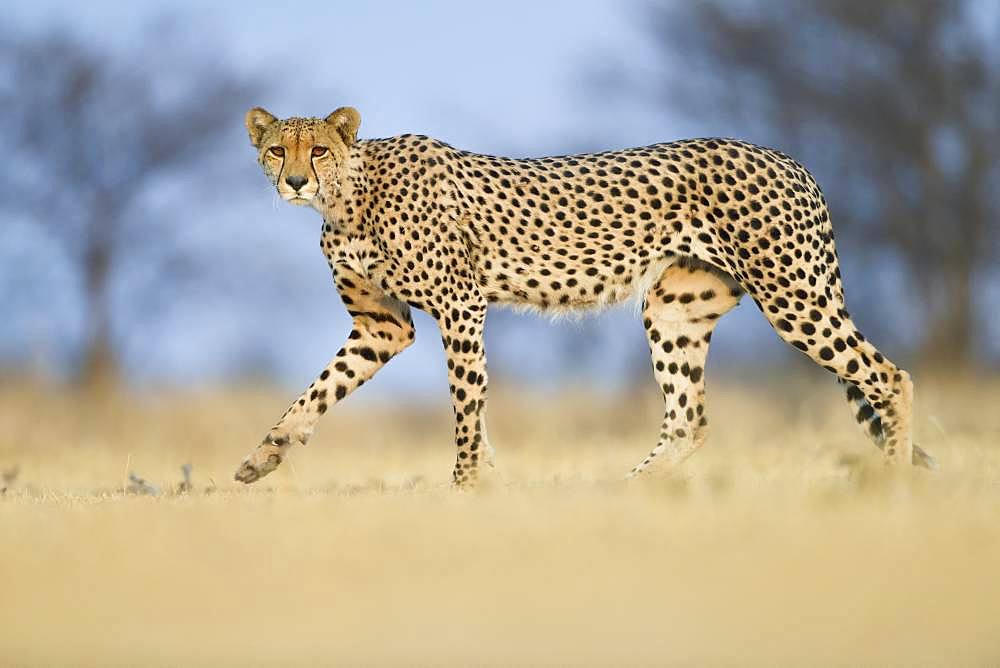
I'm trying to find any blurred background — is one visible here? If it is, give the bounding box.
[2,0,998,398]
[3,5,1000,663]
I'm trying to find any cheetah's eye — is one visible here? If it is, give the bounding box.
[268,146,285,157]
[312,146,328,158]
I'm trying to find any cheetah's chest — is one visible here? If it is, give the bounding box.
[322,234,389,287]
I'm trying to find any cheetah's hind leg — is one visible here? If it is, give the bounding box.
[750,273,920,467]
[839,379,937,469]
[628,262,742,478]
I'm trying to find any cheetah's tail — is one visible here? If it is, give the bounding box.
[837,378,937,469]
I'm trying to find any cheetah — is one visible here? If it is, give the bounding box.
[233,106,935,486]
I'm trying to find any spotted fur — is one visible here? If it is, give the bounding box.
[234,106,933,486]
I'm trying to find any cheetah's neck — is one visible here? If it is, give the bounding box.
[314,144,367,236]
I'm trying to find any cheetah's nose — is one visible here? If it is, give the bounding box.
[285,175,309,191]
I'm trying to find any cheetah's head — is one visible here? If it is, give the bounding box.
[244,106,361,206]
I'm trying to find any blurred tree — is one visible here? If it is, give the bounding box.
[631,0,998,366]
[0,26,260,386]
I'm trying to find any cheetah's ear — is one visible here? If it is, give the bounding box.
[245,107,278,148]
[325,107,361,146]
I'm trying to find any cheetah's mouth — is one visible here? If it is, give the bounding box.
[277,187,317,205]
[282,193,315,206]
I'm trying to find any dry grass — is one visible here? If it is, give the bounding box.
[1,375,999,666]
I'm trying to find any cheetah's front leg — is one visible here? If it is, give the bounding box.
[437,295,492,487]
[234,270,414,484]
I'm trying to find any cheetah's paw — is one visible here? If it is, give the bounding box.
[233,432,300,484]
[233,444,284,484]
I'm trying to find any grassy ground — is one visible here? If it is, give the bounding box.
[1,376,999,666]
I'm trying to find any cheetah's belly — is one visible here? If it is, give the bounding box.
[471,240,676,312]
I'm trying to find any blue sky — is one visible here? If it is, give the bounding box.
[10,0,670,152]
